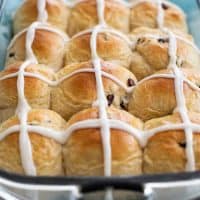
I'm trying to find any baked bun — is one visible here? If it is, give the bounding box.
[0,62,54,123]
[52,61,137,120]
[67,0,130,36]
[63,107,143,176]
[144,112,200,174]
[65,31,132,69]
[128,69,200,121]
[130,1,187,33]
[13,0,69,34]
[0,109,66,175]
[6,25,68,71]
[130,27,200,80]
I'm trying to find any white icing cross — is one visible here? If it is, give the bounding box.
[156,0,195,171]
[0,0,200,177]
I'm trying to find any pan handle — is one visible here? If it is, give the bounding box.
[80,179,153,200]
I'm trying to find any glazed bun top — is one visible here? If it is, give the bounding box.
[0,109,67,175]
[67,0,130,36]
[52,61,137,120]
[128,68,200,121]
[1,0,200,177]
[143,112,200,174]
[13,0,70,34]
[130,0,187,33]
[66,0,187,36]
[0,62,55,123]
[65,30,132,69]
[130,27,200,80]
[63,106,144,176]
[6,24,68,71]
[13,0,188,36]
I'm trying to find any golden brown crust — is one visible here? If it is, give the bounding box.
[63,107,143,176]
[0,62,54,123]
[129,27,200,80]
[13,0,69,34]
[130,1,187,33]
[0,109,67,175]
[6,28,67,71]
[144,112,200,174]
[128,69,200,121]
[65,32,132,69]
[52,61,137,120]
[67,0,130,36]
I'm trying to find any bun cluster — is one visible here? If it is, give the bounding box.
[0,0,200,176]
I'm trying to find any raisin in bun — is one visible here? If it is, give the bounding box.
[65,31,132,69]
[63,107,143,176]
[52,61,137,120]
[128,69,200,121]
[6,25,68,71]
[67,0,130,36]
[130,1,187,33]
[0,62,54,123]
[144,112,200,174]
[0,109,66,175]
[129,27,200,80]
[13,0,69,34]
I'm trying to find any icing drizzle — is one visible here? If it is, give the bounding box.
[1,0,200,177]
[156,1,195,171]
[37,0,48,23]
[0,68,134,93]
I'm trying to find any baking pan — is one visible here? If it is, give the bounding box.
[0,1,200,200]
